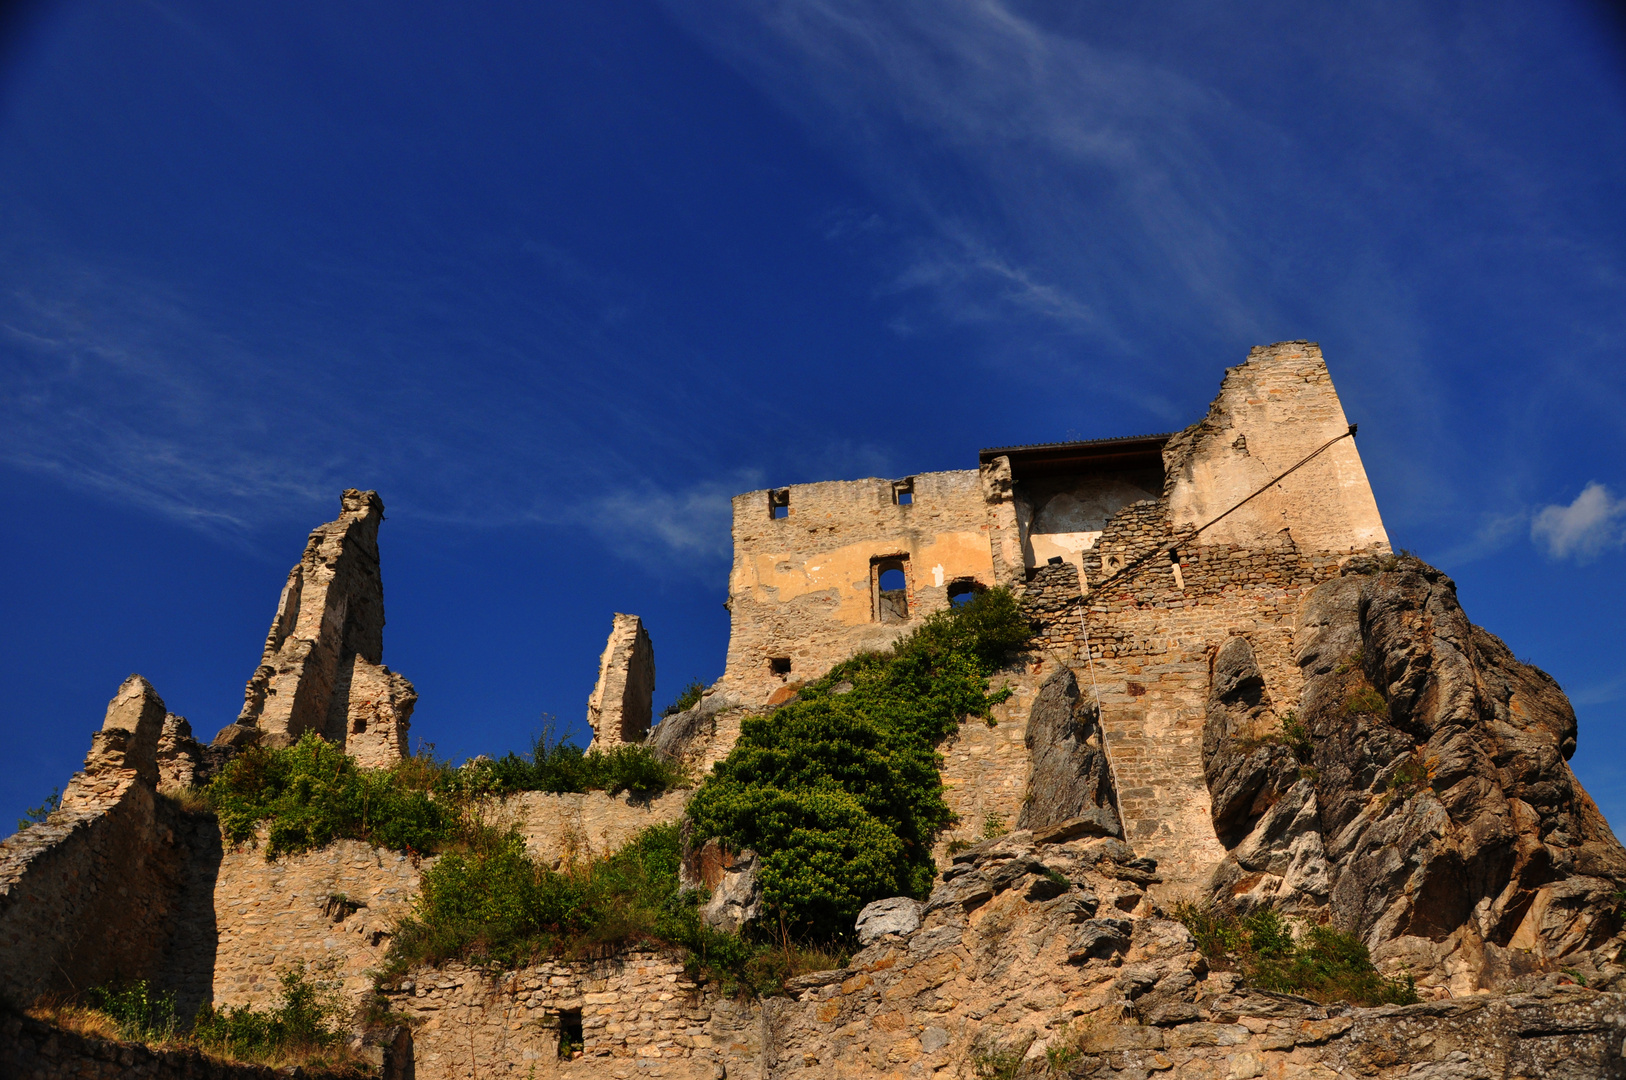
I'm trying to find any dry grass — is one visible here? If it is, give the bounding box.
[157,783,214,815]
[27,1000,125,1043]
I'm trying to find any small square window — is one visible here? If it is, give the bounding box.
[769,657,792,675]
[892,478,914,506]
[768,489,790,519]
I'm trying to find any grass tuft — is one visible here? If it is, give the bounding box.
[1172,903,1417,1007]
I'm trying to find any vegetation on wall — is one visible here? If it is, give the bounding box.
[207,729,688,859]
[386,820,841,997]
[687,587,1031,938]
[32,969,365,1077]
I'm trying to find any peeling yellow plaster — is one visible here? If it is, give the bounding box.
[744,531,994,627]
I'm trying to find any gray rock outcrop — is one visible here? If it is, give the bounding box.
[587,613,655,749]
[1203,554,1626,993]
[216,489,414,762]
[1018,666,1122,838]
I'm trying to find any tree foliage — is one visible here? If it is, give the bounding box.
[687,587,1031,937]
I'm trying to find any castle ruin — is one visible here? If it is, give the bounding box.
[5,342,1626,1080]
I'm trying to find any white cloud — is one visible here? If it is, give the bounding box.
[1531,482,1626,561]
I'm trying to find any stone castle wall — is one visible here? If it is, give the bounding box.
[494,789,691,870]
[720,470,996,706]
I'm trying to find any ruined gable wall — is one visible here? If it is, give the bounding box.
[1164,341,1389,554]
[586,614,656,748]
[0,677,204,1010]
[720,470,995,705]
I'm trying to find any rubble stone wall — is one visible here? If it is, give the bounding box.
[494,789,691,870]
[0,1008,314,1080]
[721,470,996,706]
[207,837,421,1011]
[0,775,188,1009]
[385,953,760,1080]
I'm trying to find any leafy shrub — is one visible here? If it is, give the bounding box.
[209,735,454,858]
[1342,686,1387,718]
[687,588,1032,939]
[663,680,706,717]
[1173,903,1416,1006]
[86,979,178,1042]
[387,820,841,997]
[465,731,690,799]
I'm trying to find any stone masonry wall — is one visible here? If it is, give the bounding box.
[207,837,421,1011]
[384,953,761,1080]
[586,614,656,749]
[721,470,996,706]
[493,789,691,870]
[1081,501,1347,898]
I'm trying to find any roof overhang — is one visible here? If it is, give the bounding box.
[979,433,1172,479]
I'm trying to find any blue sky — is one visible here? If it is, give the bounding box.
[2,1,1624,832]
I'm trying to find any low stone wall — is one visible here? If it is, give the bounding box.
[385,953,760,1080]
[493,789,691,869]
[0,1009,315,1080]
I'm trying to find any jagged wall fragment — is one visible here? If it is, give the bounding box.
[587,613,655,748]
[219,488,414,761]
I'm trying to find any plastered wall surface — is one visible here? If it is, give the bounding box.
[721,471,995,705]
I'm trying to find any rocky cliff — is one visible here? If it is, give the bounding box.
[1204,555,1626,996]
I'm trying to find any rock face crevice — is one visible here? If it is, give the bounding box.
[216,489,414,764]
[1204,554,1626,993]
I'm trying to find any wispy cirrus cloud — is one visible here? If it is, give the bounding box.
[1532,483,1626,562]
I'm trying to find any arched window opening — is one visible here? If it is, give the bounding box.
[947,579,982,608]
[873,557,910,623]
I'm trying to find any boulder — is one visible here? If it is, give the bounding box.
[855,897,923,944]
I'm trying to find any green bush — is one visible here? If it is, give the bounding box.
[466,732,690,799]
[1173,903,1417,1006]
[386,820,835,996]
[86,979,178,1042]
[687,588,1031,938]
[16,787,60,832]
[191,965,350,1063]
[209,735,454,858]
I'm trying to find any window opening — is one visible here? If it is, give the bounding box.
[892,478,915,506]
[872,557,910,623]
[768,488,790,519]
[769,657,792,676]
[947,579,982,608]
[558,1009,584,1059]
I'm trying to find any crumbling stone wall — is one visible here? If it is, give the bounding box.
[218,489,415,762]
[0,677,202,1010]
[720,471,996,706]
[1164,340,1390,553]
[384,953,760,1080]
[207,838,421,1010]
[586,614,656,748]
[493,789,691,870]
